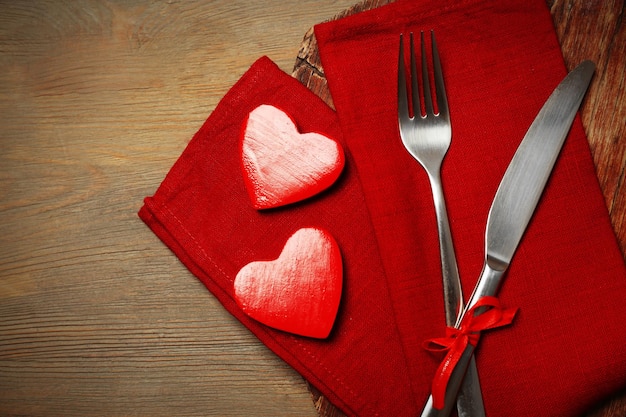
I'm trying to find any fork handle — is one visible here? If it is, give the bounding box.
[428,170,462,325]
[428,171,486,417]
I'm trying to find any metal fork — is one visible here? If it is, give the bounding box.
[398,31,486,417]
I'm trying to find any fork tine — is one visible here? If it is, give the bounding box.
[398,34,410,121]
[420,31,434,117]
[431,30,449,118]
[409,33,420,119]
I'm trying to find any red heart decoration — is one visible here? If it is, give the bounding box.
[240,104,345,209]
[234,227,343,339]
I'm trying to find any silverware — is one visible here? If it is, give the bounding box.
[419,60,595,417]
[398,31,486,417]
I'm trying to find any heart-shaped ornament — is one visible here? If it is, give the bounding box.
[234,227,343,339]
[240,104,345,209]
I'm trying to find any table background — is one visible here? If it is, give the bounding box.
[1,1,623,416]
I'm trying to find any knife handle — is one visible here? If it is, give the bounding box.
[460,260,505,323]
[420,343,478,417]
[420,263,505,417]
[455,356,485,417]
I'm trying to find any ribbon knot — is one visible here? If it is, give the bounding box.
[423,296,518,410]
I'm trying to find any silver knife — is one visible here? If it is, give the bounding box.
[420,60,595,417]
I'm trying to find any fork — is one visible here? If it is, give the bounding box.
[397,31,486,417]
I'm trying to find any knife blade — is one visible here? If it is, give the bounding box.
[420,60,595,417]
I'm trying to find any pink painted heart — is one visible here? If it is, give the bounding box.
[240,104,345,209]
[234,227,343,339]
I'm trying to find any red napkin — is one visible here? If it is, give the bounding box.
[139,0,626,416]
[139,56,417,416]
[314,0,626,415]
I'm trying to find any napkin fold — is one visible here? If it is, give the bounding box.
[140,0,626,415]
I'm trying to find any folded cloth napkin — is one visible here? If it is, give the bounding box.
[139,56,417,416]
[314,0,626,415]
[139,0,626,416]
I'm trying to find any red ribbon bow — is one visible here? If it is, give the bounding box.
[424,296,518,410]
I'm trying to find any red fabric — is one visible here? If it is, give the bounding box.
[314,0,626,415]
[139,56,416,416]
[139,0,626,415]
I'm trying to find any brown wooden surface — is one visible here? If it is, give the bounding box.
[0,1,623,416]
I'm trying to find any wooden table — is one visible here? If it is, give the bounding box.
[1,1,623,416]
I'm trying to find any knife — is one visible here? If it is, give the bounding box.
[420,60,595,417]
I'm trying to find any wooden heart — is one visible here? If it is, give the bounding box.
[240,104,345,209]
[234,228,343,339]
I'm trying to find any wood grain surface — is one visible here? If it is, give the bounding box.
[0,1,623,416]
